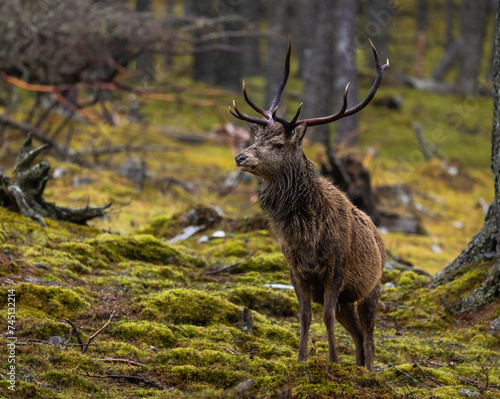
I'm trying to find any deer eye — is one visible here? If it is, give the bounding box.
[274,143,284,150]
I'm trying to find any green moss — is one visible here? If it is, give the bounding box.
[40,370,98,392]
[0,283,89,318]
[111,320,176,348]
[226,286,298,317]
[231,253,288,274]
[88,233,184,265]
[167,364,247,390]
[140,288,241,326]
[138,215,181,238]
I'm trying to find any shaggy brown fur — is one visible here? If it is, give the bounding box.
[235,122,385,370]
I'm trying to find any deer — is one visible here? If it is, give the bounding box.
[230,39,389,371]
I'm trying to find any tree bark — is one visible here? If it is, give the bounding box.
[457,0,490,96]
[264,0,289,109]
[301,0,335,144]
[413,0,427,78]
[333,0,359,145]
[135,0,155,82]
[433,0,500,312]
[366,0,390,63]
[445,0,455,50]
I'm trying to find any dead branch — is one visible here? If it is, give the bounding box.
[388,364,432,390]
[411,357,444,387]
[157,177,197,195]
[70,145,183,159]
[0,133,110,226]
[0,114,61,151]
[60,317,84,348]
[412,122,445,161]
[96,358,146,367]
[81,310,115,354]
[77,366,165,390]
[205,251,256,275]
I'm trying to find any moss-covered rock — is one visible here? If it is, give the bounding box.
[87,233,184,265]
[140,288,241,326]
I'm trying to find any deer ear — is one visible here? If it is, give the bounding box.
[291,123,307,144]
[247,122,265,136]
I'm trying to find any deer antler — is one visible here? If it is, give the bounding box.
[230,37,292,126]
[296,39,389,127]
[230,38,389,132]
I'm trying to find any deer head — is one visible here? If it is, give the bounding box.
[231,38,389,179]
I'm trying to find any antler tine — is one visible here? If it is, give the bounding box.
[297,40,389,127]
[268,36,292,114]
[230,101,269,126]
[299,82,350,127]
[242,80,271,119]
[288,102,303,127]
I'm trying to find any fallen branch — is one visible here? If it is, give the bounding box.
[77,366,164,390]
[205,251,256,275]
[60,317,83,350]
[81,310,115,354]
[411,357,444,387]
[0,134,110,226]
[70,144,183,158]
[96,358,146,367]
[388,364,432,390]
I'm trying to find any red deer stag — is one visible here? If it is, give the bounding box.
[230,39,389,371]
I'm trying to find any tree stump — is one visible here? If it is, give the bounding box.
[0,134,110,226]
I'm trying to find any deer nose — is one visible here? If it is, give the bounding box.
[235,154,247,166]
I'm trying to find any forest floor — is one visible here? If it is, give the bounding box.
[0,80,499,398]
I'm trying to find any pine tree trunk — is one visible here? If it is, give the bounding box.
[264,0,289,109]
[433,0,500,311]
[333,0,359,145]
[457,0,490,96]
[301,0,335,144]
[135,0,154,81]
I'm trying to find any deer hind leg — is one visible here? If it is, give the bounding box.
[357,283,381,371]
[336,303,365,367]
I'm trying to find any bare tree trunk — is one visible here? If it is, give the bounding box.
[164,0,175,67]
[135,0,155,81]
[242,0,262,76]
[333,0,359,145]
[434,0,500,313]
[445,0,456,50]
[264,0,289,109]
[295,0,316,78]
[457,0,490,96]
[413,0,427,78]
[301,0,335,144]
[366,0,390,63]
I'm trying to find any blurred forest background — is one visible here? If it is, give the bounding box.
[0,0,497,272]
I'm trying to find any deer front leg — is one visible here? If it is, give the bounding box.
[323,281,342,363]
[296,286,312,362]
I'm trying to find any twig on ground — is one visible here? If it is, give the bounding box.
[81,310,115,354]
[96,358,146,367]
[411,357,444,387]
[60,317,84,349]
[388,364,432,390]
[205,251,256,275]
[77,366,165,390]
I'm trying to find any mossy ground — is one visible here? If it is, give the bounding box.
[1,1,499,397]
[0,205,498,398]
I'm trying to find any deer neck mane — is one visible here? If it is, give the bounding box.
[259,153,320,220]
